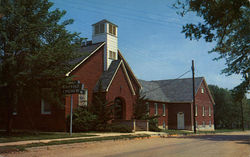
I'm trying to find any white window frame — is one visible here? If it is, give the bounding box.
[201,88,204,93]
[195,105,198,116]
[163,104,166,116]
[154,103,158,115]
[78,89,88,107]
[209,106,211,116]
[41,99,51,115]
[202,106,205,116]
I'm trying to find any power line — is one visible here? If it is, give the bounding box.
[143,69,191,94]
[56,1,184,27]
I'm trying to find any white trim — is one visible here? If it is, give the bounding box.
[106,60,136,95]
[66,42,105,76]
[106,61,122,91]
[118,50,142,89]
[154,103,158,115]
[163,104,166,116]
[120,61,136,95]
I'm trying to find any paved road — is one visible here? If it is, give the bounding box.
[2,131,250,157]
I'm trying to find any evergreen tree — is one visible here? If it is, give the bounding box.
[132,92,148,120]
[0,0,83,134]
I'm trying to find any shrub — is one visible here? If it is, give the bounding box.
[148,117,161,132]
[67,107,97,132]
[109,124,133,133]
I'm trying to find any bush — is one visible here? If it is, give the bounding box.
[148,117,161,132]
[67,107,97,132]
[109,124,133,133]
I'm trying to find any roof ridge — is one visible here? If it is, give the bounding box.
[141,77,204,82]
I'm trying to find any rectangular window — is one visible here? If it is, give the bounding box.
[109,23,116,36]
[113,25,116,35]
[195,105,198,116]
[100,23,104,33]
[41,88,52,115]
[109,51,116,60]
[163,104,166,116]
[154,103,158,115]
[146,102,149,115]
[163,120,166,129]
[195,120,198,128]
[41,99,51,114]
[202,106,205,116]
[78,89,88,106]
[202,121,205,127]
[201,88,204,93]
[209,120,211,127]
[95,24,100,34]
[208,106,211,116]
[109,23,112,34]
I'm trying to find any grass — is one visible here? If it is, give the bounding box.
[0,130,96,143]
[0,134,150,153]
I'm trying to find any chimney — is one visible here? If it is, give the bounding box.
[92,19,118,71]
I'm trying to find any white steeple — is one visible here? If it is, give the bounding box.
[92,19,118,71]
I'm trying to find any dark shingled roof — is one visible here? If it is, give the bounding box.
[94,60,122,91]
[69,42,104,66]
[139,77,204,103]
[92,19,118,27]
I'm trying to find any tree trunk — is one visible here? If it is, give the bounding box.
[6,105,13,135]
[240,100,244,131]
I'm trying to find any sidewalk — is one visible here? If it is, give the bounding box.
[0,131,166,147]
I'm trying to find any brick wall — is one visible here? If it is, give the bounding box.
[195,81,214,130]
[65,46,104,116]
[168,103,192,130]
[106,65,136,120]
[147,101,168,128]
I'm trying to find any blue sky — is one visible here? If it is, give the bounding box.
[51,0,243,90]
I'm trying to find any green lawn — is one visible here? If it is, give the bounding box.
[0,130,96,143]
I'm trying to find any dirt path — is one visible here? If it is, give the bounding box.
[2,131,250,157]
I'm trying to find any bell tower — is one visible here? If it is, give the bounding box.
[92,19,118,71]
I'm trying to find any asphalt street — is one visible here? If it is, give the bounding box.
[2,131,250,157]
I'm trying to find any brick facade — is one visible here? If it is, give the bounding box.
[147,79,214,131]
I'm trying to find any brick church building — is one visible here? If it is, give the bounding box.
[0,19,215,131]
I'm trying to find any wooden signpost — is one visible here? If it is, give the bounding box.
[62,80,84,136]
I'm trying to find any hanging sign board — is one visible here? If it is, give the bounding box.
[62,80,84,94]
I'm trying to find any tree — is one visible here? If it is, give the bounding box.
[132,92,148,120]
[231,83,248,130]
[175,0,250,90]
[0,0,82,134]
[209,85,241,129]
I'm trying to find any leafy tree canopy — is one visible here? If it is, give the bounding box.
[175,0,250,90]
[0,0,83,133]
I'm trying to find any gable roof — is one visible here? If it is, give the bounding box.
[94,60,136,95]
[139,77,204,103]
[66,42,105,76]
[118,50,142,89]
[94,60,122,92]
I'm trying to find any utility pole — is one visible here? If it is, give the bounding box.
[192,60,196,133]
